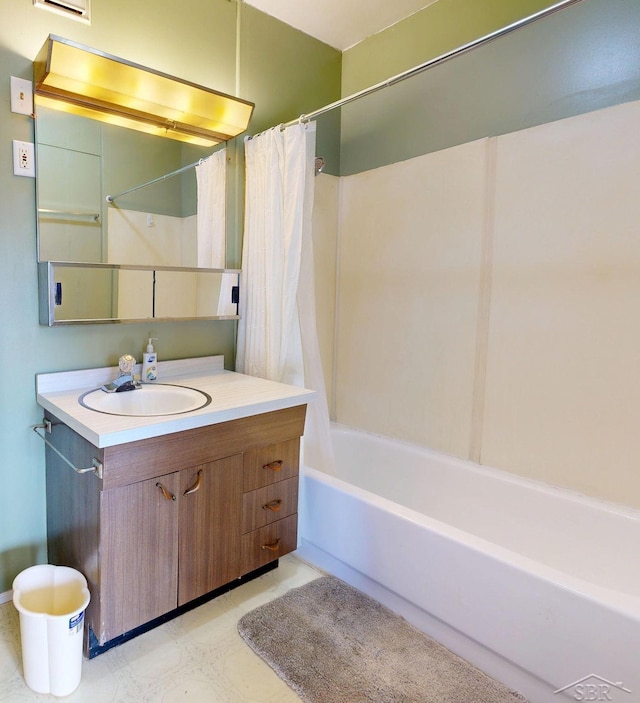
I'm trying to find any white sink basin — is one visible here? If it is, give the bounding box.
[79,384,211,417]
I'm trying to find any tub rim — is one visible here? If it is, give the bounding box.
[302,438,640,621]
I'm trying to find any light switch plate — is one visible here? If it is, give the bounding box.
[13,140,35,178]
[10,76,33,115]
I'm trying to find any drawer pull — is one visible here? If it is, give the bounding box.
[263,460,283,472]
[262,499,283,512]
[261,538,281,552]
[183,469,203,496]
[156,482,176,501]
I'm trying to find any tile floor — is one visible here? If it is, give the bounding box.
[0,555,324,703]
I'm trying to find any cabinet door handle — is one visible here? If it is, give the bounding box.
[156,482,176,501]
[261,538,281,552]
[262,499,283,512]
[262,460,283,472]
[183,469,203,496]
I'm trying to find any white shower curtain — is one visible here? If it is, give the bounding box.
[195,148,226,268]
[236,122,334,473]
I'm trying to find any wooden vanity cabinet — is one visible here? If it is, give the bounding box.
[44,405,306,655]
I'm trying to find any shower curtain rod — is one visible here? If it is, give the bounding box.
[106,151,218,203]
[107,0,582,202]
[281,0,585,130]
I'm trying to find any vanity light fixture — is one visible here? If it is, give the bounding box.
[33,35,254,147]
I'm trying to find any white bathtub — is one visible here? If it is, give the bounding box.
[296,425,640,703]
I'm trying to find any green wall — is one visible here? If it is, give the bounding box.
[0,0,340,594]
[342,0,562,95]
[340,0,640,174]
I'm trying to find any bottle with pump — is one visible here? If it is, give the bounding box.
[142,338,158,382]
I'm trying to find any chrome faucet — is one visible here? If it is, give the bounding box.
[101,354,141,393]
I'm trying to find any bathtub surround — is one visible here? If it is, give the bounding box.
[481,100,640,503]
[238,576,527,703]
[336,137,487,459]
[324,98,640,510]
[309,175,340,416]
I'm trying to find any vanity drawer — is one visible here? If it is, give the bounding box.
[242,476,299,534]
[243,439,300,492]
[241,514,297,573]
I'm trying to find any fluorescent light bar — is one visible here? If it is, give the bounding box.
[34,35,254,147]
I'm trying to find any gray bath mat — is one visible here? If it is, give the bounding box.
[238,575,527,703]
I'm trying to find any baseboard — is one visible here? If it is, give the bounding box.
[0,590,12,605]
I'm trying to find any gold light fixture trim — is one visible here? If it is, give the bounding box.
[34,35,254,147]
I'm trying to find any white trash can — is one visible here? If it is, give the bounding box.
[12,565,91,696]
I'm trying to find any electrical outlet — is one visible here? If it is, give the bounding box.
[10,76,33,115]
[13,140,35,178]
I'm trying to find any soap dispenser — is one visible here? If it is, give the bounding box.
[142,338,158,382]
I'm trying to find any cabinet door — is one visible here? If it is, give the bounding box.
[178,455,243,606]
[100,472,179,642]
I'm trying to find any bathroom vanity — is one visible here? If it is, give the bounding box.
[35,356,313,657]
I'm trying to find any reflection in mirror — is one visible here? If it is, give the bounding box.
[35,102,226,268]
[38,263,239,326]
[155,271,239,319]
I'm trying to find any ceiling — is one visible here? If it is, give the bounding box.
[242,0,440,51]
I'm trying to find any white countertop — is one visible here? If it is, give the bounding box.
[36,356,315,448]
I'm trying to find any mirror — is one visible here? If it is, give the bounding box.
[35,102,225,267]
[38,263,239,325]
[35,101,239,325]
